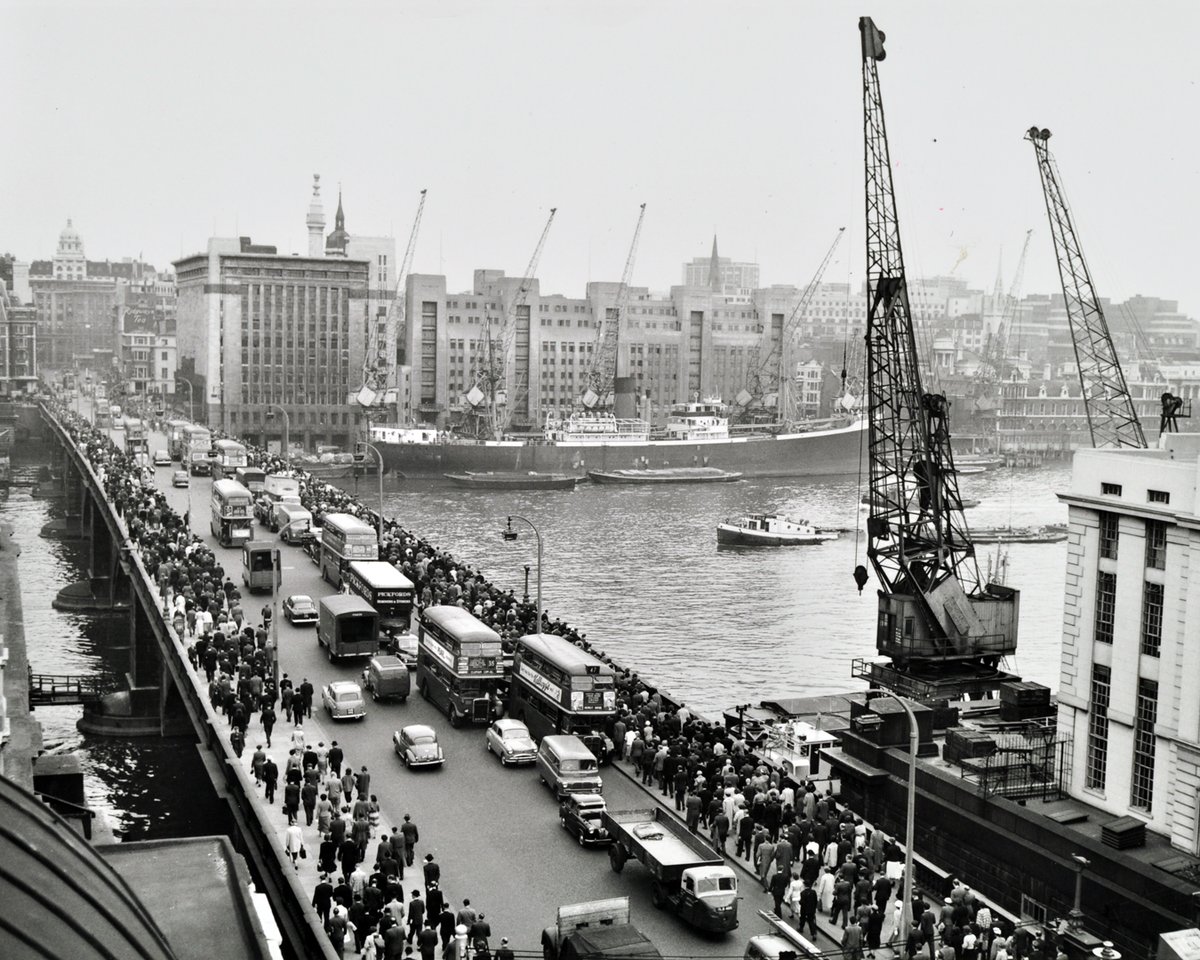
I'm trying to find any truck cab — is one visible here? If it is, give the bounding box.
[542,898,662,960]
[678,865,738,931]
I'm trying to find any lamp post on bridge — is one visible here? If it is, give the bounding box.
[176,377,194,423]
[355,441,386,547]
[502,516,541,637]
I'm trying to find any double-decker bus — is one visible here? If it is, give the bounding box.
[344,560,415,634]
[509,633,617,748]
[416,606,504,726]
[210,479,254,547]
[184,424,213,475]
[165,420,191,460]
[211,439,248,480]
[122,416,148,455]
[319,513,379,586]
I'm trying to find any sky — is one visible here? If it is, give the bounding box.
[4,0,1200,315]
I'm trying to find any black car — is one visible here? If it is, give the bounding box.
[559,793,610,847]
[578,731,614,766]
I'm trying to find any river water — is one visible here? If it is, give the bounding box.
[363,461,1072,717]
[9,435,1071,833]
[3,454,227,840]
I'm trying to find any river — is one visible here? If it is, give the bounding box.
[8,437,1071,833]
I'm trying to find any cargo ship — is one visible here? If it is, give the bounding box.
[368,399,866,479]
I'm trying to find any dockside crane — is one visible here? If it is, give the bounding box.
[581,203,647,411]
[1025,127,1146,448]
[486,206,558,438]
[854,17,1020,702]
[358,188,427,410]
[738,227,845,421]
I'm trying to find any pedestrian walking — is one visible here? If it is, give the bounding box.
[422,853,440,892]
[400,815,418,866]
[262,756,278,804]
[260,704,276,747]
[285,823,304,869]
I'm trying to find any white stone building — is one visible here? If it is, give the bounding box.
[1057,441,1200,853]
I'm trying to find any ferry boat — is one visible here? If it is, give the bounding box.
[368,399,866,479]
[716,514,839,547]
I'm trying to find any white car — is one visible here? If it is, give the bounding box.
[153,449,172,466]
[321,681,366,721]
[393,724,444,769]
[485,718,537,766]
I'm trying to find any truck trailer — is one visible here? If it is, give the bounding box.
[602,807,739,932]
[541,898,662,960]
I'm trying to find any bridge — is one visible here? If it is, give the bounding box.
[28,671,121,706]
[35,398,926,960]
[38,401,339,960]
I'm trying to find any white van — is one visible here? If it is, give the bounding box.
[536,735,603,799]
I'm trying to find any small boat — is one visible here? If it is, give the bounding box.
[952,465,987,475]
[717,514,840,547]
[955,455,1005,468]
[443,471,580,490]
[587,467,742,485]
[970,525,1068,544]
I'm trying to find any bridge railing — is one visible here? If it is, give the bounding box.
[40,403,338,960]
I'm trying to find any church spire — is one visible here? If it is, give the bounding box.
[326,181,350,256]
[708,235,722,293]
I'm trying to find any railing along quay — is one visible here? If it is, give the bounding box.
[38,403,339,960]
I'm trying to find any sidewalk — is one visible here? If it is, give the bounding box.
[607,754,905,957]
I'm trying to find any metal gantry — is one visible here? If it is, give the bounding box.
[582,203,646,410]
[1025,127,1147,448]
[857,17,1018,694]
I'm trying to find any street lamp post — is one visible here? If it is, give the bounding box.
[267,404,291,470]
[356,441,386,547]
[177,377,194,423]
[502,516,542,637]
[523,564,531,604]
[866,691,919,939]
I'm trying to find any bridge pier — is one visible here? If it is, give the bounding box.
[78,555,187,736]
[53,484,129,612]
[39,458,87,540]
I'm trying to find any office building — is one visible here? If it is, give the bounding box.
[682,237,760,297]
[0,283,38,397]
[174,176,392,449]
[1057,442,1200,850]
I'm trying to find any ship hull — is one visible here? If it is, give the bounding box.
[376,419,866,479]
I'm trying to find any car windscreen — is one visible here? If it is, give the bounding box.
[560,759,597,772]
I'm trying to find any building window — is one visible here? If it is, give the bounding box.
[1140,582,1163,657]
[1094,572,1116,644]
[1145,520,1166,570]
[1098,512,1119,560]
[1148,489,1170,504]
[1130,678,1158,810]
[1101,482,1122,496]
[1085,664,1110,791]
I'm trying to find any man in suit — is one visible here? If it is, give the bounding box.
[406,890,426,944]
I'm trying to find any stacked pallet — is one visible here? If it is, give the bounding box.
[943,727,997,764]
[998,681,1054,722]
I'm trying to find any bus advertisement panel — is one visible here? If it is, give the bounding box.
[344,560,415,633]
[510,633,617,749]
[211,439,248,480]
[320,513,379,586]
[416,606,503,727]
[210,479,253,547]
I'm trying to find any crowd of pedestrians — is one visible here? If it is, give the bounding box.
[51,400,513,959]
[53,396,1047,960]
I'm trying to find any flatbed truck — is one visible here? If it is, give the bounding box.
[602,807,739,932]
[541,897,662,960]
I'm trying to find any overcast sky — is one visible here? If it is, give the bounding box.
[4,0,1199,315]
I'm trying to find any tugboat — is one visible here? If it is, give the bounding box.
[716,514,839,547]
